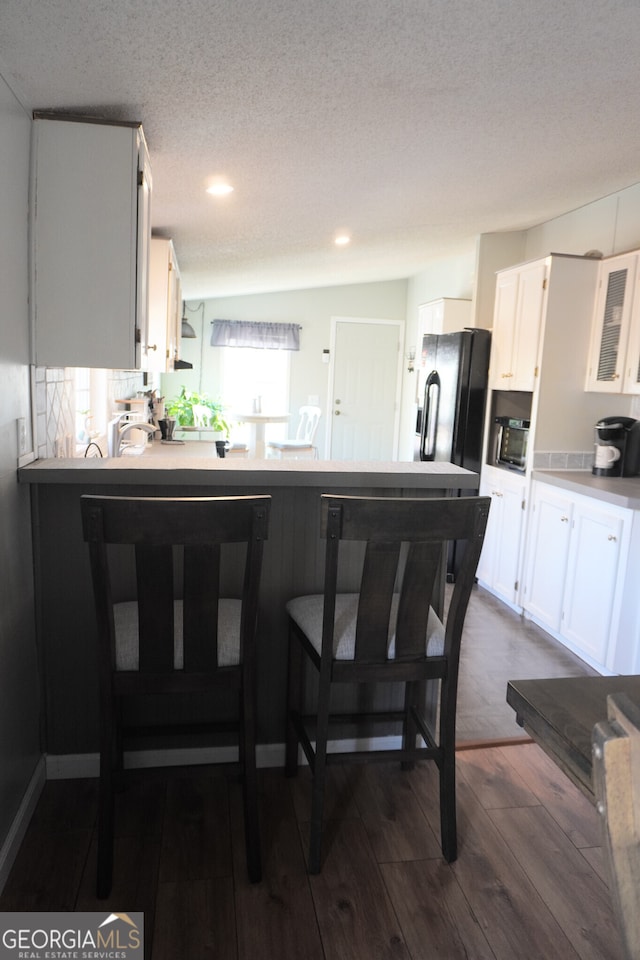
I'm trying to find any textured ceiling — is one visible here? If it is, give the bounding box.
[2,0,640,298]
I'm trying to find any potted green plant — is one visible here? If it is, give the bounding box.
[166,387,232,437]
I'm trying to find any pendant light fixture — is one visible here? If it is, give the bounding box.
[181,301,197,339]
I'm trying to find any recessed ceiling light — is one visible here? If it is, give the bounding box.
[334,234,351,246]
[206,182,234,196]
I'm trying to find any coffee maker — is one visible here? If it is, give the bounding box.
[593,416,640,477]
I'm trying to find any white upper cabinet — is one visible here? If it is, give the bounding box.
[489,259,547,391]
[585,252,640,393]
[31,114,152,369]
[148,238,182,372]
[418,298,471,336]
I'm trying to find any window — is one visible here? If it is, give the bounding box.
[218,348,290,445]
[73,368,108,445]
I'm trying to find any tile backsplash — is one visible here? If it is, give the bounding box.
[532,450,593,470]
[36,366,147,459]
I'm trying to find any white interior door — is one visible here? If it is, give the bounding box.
[328,317,403,460]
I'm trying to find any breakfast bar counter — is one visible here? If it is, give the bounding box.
[20,455,478,765]
[21,448,477,489]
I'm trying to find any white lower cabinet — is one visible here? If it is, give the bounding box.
[562,504,624,667]
[476,466,527,607]
[523,480,631,672]
[522,485,573,632]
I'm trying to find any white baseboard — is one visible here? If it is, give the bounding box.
[45,735,403,780]
[0,756,46,894]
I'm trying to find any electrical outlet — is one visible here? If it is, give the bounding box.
[17,417,27,457]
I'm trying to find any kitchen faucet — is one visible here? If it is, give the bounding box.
[107,414,156,457]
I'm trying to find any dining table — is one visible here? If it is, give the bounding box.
[506,674,640,800]
[507,675,640,960]
[233,411,290,458]
[508,675,640,960]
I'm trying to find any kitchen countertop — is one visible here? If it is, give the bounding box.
[19,445,479,490]
[532,469,640,509]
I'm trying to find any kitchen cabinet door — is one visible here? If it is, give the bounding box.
[489,260,547,391]
[475,472,498,586]
[561,501,625,666]
[31,114,152,370]
[476,466,527,607]
[511,260,547,391]
[148,238,182,372]
[489,270,519,389]
[621,266,640,394]
[168,254,182,369]
[522,483,573,632]
[585,253,638,393]
[492,473,527,603]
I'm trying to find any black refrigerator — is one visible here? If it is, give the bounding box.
[416,328,491,578]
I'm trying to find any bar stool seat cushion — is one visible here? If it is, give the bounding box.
[286,593,445,660]
[113,598,242,670]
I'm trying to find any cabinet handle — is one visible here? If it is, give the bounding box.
[492,490,503,497]
[608,534,617,542]
[501,373,513,379]
[560,516,569,522]
[148,343,158,352]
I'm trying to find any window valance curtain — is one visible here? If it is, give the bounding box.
[210,319,301,350]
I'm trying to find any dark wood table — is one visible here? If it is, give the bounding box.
[506,675,640,801]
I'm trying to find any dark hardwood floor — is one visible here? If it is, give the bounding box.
[0,743,623,959]
[0,585,610,958]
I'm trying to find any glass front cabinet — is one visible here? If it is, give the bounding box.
[586,252,640,394]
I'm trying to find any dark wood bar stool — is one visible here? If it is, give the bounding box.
[81,493,270,897]
[285,494,490,873]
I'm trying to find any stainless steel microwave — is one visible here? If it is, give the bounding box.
[495,416,530,470]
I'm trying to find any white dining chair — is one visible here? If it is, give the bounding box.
[191,403,213,427]
[267,406,321,459]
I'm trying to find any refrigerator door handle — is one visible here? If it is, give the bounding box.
[421,370,440,460]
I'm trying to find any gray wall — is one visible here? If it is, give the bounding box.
[161,279,409,460]
[0,74,42,859]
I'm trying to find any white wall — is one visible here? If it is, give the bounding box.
[161,279,408,459]
[524,185,640,261]
[0,71,42,871]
